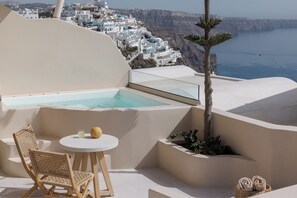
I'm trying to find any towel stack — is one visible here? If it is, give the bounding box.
[235,175,271,197]
[237,177,254,192]
[237,175,267,192]
[252,175,267,191]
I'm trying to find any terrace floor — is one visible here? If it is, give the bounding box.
[0,168,233,198]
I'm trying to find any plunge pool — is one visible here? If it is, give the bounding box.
[1,89,169,109]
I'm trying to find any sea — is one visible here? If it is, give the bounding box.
[212,28,297,81]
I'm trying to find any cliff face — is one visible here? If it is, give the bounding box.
[117,9,297,35]
[116,9,297,71]
[218,18,297,36]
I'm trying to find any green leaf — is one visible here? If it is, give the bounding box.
[196,17,222,30]
[185,35,202,43]
[207,33,232,46]
[170,129,235,155]
[184,35,208,46]
[186,33,232,47]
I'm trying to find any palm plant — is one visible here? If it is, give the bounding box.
[185,0,232,140]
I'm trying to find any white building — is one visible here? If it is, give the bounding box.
[76,10,93,24]
[111,31,142,48]
[97,20,127,33]
[81,3,98,12]
[139,36,182,66]
[59,0,181,66]
[18,9,38,19]
[94,0,108,9]
[62,10,77,17]
[61,16,77,25]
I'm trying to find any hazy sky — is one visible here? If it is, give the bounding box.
[22,0,297,19]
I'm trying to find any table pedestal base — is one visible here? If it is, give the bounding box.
[73,152,114,198]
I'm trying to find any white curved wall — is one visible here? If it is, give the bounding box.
[0,5,130,95]
[192,106,297,189]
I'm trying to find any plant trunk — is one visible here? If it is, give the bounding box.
[205,0,210,22]
[203,46,213,140]
[203,0,213,140]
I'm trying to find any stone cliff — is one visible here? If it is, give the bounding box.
[115,9,297,71]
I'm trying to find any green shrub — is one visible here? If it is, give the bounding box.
[170,129,235,155]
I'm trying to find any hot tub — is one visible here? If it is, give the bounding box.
[1,89,169,109]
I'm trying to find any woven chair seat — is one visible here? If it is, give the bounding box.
[29,149,94,197]
[42,171,93,188]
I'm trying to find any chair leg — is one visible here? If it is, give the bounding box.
[67,189,73,197]
[48,186,56,195]
[80,178,93,198]
[22,183,38,197]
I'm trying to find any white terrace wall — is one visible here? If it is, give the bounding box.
[0,107,42,139]
[229,87,297,126]
[0,5,130,96]
[39,106,192,168]
[192,106,297,189]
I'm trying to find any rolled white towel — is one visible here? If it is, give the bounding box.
[252,175,266,192]
[237,177,253,192]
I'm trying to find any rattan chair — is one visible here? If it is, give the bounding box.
[13,125,49,197]
[29,149,94,198]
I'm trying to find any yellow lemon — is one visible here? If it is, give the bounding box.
[91,127,102,139]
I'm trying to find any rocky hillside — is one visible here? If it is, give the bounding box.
[115,9,297,71]
[117,9,297,35]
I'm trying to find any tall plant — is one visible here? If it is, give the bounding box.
[185,0,232,140]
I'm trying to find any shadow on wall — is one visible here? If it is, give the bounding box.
[136,110,192,168]
[0,109,16,131]
[0,108,41,138]
[229,88,297,125]
[39,107,139,138]
[165,109,192,140]
[270,130,297,188]
[117,71,131,87]
[0,5,11,23]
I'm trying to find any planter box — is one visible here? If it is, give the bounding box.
[158,139,256,187]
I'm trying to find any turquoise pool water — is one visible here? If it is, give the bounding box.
[2,89,168,109]
[47,94,163,108]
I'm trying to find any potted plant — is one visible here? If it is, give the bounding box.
[170,129,234,155]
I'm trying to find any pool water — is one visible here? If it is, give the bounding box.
[2,89,168,109]
[48,95,163,108]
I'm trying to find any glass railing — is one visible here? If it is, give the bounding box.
[129,70,200,102]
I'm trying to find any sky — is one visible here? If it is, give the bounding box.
[19,0,297,19]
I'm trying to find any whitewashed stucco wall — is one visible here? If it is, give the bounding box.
[0,5,130,96]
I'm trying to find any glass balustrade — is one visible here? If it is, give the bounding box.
[129,70,200,102]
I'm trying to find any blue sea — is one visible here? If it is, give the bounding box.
[212,28,297,81]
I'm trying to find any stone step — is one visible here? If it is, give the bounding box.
[0,135,62,177]
[6,157,29,177]
[0,137,52,159]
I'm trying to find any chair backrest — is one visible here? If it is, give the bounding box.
[29,149,73,180]
[13,125,38,175]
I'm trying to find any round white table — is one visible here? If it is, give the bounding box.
[59,134,118,198]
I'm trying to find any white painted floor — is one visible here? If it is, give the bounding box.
[0,168,233,198]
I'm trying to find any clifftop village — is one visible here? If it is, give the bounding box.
[6,0,182,68]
